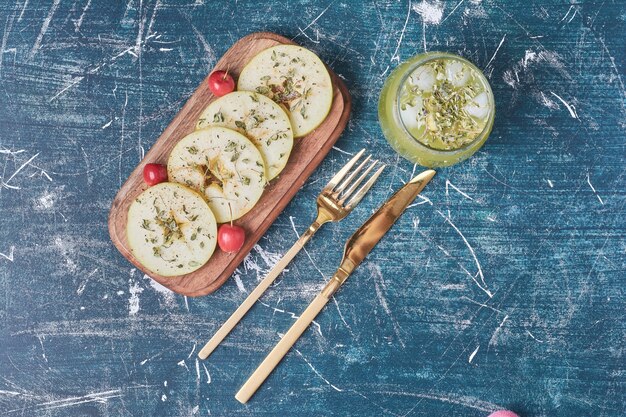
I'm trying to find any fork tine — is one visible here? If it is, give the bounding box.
[323,149,366,192]
[334,155,372,194]
[344,164,386,209]
[339,159,379,204]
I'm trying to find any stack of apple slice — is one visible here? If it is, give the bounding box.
[126,44,334,277]
[237,45,334,138]
[127,183,218,276]
[167,126,267,223]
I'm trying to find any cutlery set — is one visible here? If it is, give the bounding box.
[197,149,436,403]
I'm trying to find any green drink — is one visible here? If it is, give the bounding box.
[378,52,495,167]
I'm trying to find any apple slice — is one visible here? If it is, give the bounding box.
[237,45,333,138]
[167,126,266,223]
[196,91,293,180]
[127,182,217,277]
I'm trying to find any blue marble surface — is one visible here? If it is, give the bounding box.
[0,1,624,416]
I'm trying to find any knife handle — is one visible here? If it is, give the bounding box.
[235,292,330,403]
[198,221,323,361]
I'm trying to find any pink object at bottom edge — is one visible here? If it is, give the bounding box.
[488,411,519,417]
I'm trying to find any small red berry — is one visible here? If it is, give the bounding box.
[217,223,245,253]
[208,70,235,97]
[143,163,168,186]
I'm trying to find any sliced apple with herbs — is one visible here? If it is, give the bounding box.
[167,127,266,223]
[237,45,333,138]
[196,91,293,180]
[127,182,217,277]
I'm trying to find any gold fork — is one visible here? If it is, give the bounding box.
[198,149,385,360]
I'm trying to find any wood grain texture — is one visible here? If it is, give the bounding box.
[108,32,351,296]
[0,1,624,417]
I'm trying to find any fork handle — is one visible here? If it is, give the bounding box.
[235,292,330,403]
[197,221,323,360]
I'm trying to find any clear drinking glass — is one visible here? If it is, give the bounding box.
[378,52,495,167]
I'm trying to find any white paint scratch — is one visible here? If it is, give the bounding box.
[407,194,433,208]
[202,363,211,384]
[143,274,176,306]
[0,246,14,262]
[0,148,25,156]
[586,174,604,205]
[0,390,23,396]
[539,91,560,110]
[28,0,61,60]
[468,345,479,363]
[31,389,123,411]
[332,146,354,156]
[294,348,343,392]
[550,91,579,119]
[369,389,502,413]
[485,34,506,69]
[139,350,165,365]
[300,3,332,34]
[370,264,406,348]
[49,35,156,102]
[48,78,83,103]
[0,12,16,76]
[77,269,98,295]
[128,280,143,316]
[522,50,537,68]
[74,0,92,32]
[437,211,492,298]
[445,180,474,201]
[597,36,626,100]
[488,315,509,347]
[332,297,352,332]
[188,20,216,68]
[296,26,320,44]
[187,343,196,359]
[440,0,464,24]
[259,300,323,337]
[504,49,568,90]
[461,296,502,313]
[289,216,324,279]
[559,5,579,24]
[146,0,161,38]
[526,330,544,343]
[1,152,39,189]
[243,249,272,280]
[18,0,29,21]
[390,0,412,63]
[37,335,48,362]
[233,272,246,293]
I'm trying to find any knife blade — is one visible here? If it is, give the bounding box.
[235,169,436,403]
[321,168,436,298]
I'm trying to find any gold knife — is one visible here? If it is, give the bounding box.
[235,169,436,403]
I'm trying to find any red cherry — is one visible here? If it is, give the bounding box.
[143,163,168,186]
[218,223,245,253]
[208,70,235,97]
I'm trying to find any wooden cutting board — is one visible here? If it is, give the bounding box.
[108,32,351,297]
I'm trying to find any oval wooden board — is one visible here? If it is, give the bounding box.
[108,32,351,297]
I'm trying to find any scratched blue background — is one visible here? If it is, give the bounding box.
[0,1,624,416]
